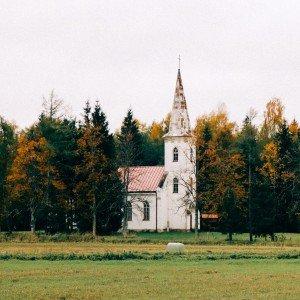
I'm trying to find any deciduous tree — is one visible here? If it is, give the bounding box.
[8,129,63,233]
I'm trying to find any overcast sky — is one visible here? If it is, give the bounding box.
[0,0,299,131]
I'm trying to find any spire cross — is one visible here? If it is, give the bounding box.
[178,55,181,69]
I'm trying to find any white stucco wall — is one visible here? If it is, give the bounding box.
[127,192,157,231]
[164,135,196,230]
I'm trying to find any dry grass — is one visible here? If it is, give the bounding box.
[0,241,299,257]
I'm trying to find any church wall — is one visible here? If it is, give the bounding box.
[127,192,158,231]
[164,136,196,230]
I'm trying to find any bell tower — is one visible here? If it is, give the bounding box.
[163,67,195,230]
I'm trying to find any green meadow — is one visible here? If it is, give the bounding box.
[1,259,299,299]
[0,232,299,299]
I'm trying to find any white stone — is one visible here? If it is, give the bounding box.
[166,242,185,253]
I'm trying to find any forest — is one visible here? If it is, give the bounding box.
[0,93,299,238]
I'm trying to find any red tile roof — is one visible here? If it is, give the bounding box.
[119,166,166,192]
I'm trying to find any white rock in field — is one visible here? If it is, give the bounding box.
[166,242,185,253]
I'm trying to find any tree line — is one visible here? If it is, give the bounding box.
[194,100,300,240]
[0,93,299,238]
[0,92,166,235]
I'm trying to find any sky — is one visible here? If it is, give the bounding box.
[0,0,300,132]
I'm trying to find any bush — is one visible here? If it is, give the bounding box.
[0,251,299,261]
[0,231,299,246]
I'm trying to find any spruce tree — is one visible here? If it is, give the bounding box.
[0,118,17,231]
[220,188,241,242]
[237,115,261,241]
[76,101,123,236]
[274,121,300,231]
[195,122,213,234]
[37,110,79,233]
[116,109,144,235]
[117,109,143,166]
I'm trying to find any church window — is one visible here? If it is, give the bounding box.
[173,147,178,162]
[143,201,150,221]
[190,148,193,161]
[127,202,132,221]
[173,177,179,193]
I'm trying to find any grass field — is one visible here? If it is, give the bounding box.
[0,259,299,299]
[0,232,299,299]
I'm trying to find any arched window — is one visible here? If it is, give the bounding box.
[127,202,132,221]
[143,201,150,221]
[173,147,178,162]
[190,148,193,162]
[173,177,179,193]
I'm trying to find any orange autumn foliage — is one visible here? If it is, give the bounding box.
[8,132,64,200]
[193,106,246,213]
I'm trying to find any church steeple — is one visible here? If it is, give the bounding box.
[174,69,186,109]
[164,68,191,137]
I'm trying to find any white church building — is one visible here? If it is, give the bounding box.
[125,69,197,231]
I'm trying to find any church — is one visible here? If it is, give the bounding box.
[125,68,197,231]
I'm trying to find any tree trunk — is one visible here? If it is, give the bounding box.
[270,233,275,241]
[30,208,36,234]
[195,145,200,238]
[122,196,128,237]
[195,205,199,237]
[228,231,233,242]
[67,198,74,232]
[92,195,97,237]
[248,160,253,242]
[199,206,202,232]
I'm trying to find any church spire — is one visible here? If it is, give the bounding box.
[164,66,191,137]
[173,68,186,109]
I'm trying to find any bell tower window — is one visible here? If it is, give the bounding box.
[173,147,178,162]
[173,177,179,193]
